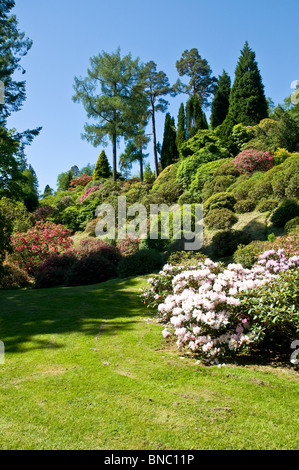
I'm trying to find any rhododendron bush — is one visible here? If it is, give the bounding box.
[140,249,299,361]
[233,149,274,174]
[10,221,73,273]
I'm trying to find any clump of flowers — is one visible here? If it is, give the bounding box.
[80,185,101,203]
[117,235,140,256]
[10,221,73,273]
[233,149,274,174]
[69,174,93,190]
[141,249,299,362]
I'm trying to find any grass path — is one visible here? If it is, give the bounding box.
[0,276,298,450]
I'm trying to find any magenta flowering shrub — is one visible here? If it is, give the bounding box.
[141,249,299,361]
[80,185,101,203]
[233,149,274,174]
[117,235,140,256]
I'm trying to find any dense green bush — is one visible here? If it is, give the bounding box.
[237,269,299,346]
[212,229,252,258]
[201,175,236,202]
[234,199,256,214]
[0,261,32,289]
[204,208,237,230]
[117,249,164,278]
[271,199,299,227]
[189,158,229,198]
[284,216,299,234]
[203,192,236,215]
[256,198,278,213]
[233,240,268,268]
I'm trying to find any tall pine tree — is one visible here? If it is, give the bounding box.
[160,113,179,169]
[228,42,268,126]
[210,70,231,128]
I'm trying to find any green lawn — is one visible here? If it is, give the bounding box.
[0,276,298,450]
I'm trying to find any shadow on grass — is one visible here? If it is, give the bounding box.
[0,276,149,354]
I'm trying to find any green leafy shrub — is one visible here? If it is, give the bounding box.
[236,269,299,347]
[271,199,299,227]
[230,172,264,201]
[117,249,164,278]
[273,148,292,165]
[256,198,278,213]
[205,208,237,230]
[234,199,256,214]
[212,229,252,258]
[0,261,32,289]
[201,175,236,202]
[189,158,229,198]
[284,217,299,234]
[203,192,236,215]
[285,175,299,199]
[178,191,193,205]
[233,240,268,268]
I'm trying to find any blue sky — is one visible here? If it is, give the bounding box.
[7,0,299,193]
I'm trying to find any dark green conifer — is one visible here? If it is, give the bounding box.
[210,70,231,128]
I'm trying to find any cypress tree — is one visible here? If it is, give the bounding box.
[93,150,111,180]
[176,103,186,151]
[186,95,208,139]
[160,113,179,169]
[210,70,231,128]
[229,41,268,126]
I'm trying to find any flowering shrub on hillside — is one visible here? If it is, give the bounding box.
[80,185,101,203]
[69,174,93,190]
[117,235,140,256]
[141,249,299,361]
[233,149,274,174]
[10,221,73,273]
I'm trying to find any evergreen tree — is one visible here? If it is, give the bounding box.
[228,41,268,126]
[186,95,208,139]
[73,48,142,181]
[210,70,231,128]
[176,103,186,151]
[42,184,54,198]
[21,165,39,212]
[160,113,179,169]
[141,61,175,178]
[175,48,217,107]
[93,150,111,180]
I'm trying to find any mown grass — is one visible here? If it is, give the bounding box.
[0,276,298,450]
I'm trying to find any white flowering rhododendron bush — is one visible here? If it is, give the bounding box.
[140,249,299,361]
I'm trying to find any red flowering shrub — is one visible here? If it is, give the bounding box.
[69,174,93,190]
[233,149,274,174]
[80,185,101,203]
[34,238,122,288]
[10,221,73,274]
[117,235,140,256]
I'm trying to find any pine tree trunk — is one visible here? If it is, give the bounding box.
[112,133,117,181]
[151,104,159,178]
[139,148,143,182]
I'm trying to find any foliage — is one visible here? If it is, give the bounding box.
[271,199,299,227]
[204,208,238,230]
[285,217,299,234]
[10,221,73,273]
[175,48,217,107]
[117,249,164,278]
[236,268,299,346]
[201,175,236,202]
[203,192,236,215]
[234,199,256,214]
[117,236,140,257]
[228,41,268,126]
[0,196,33,233]
[0,204,13,266]
[176,103,186,150]
[93,150,111,180]
[185,95,208,139]
[233,149,274,174]
[233,240,268,268]
[256,198,278,213]
[152,163,183,204]
[35,239,121,288]
[189,158,231,198]
[231,123,255,152]
[210,70,231,129]
[0,260,32,289]
[69,174,93,190]
[212,230,252,258]
[160,113,179,169]
[273,148,292,165]
[33,205,56,222]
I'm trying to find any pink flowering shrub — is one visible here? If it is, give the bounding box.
[233,149,274,174]
[80,185,101,203]
[117,235,140,256]
[141,249,299,361]
[10,221,73,273]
